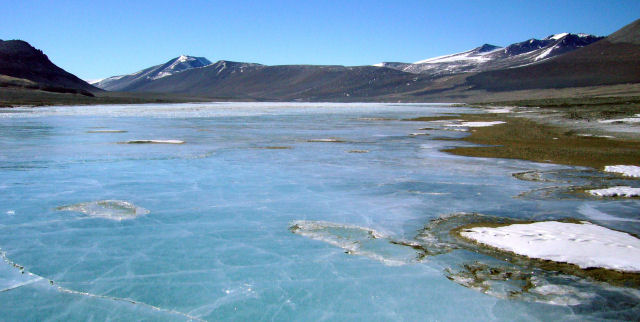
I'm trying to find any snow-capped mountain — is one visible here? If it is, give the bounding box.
[376,33,603,76]
[92,55,212,91]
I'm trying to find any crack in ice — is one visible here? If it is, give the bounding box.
[0,248,204,321]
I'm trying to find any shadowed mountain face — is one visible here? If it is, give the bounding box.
[0,39,97,93]
[376,33,603,77]
[92,55,212,91]
[466,19,640,91]
[127,60,433,101]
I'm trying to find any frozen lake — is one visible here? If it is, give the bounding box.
[0,102,638,320]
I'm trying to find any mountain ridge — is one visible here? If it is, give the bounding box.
[92,55,212,91]
[466,18,640,91]
[374,33,603,77]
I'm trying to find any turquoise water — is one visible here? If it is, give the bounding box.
[0,103,638,320]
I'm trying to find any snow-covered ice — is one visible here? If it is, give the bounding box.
[460,221,640,272]
[604,165,640,178]
[587,186,640,197]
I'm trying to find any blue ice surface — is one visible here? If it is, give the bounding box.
[0,102,638,320]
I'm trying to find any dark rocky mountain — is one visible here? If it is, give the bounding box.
[92,55,212,91]
[0,39,97,94]
[375,33,603,77]
[467,19,640,91]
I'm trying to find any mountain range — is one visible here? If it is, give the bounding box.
[1,18,639,103]
[374,33,603,76]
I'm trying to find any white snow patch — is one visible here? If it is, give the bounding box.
[413,47,502,65]
[485,107,514,114]
[587,186,640,198]
[534,45,557,61]
[448,121,506,128]
[460,221,640,272]
[550,33,569,40]
[86,78,104,84]
[604,165,640,178]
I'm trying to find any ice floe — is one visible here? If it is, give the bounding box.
[289,220,422,266]
[459,221,640,272]
[57,200,150,221]
[604,165,640,178]
[587,186,640,197]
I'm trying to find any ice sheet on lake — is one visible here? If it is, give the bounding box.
[57,200,150,221]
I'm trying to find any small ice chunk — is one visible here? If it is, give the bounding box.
[448,121,506,127]
[57,200,150,221]
[460,221,640,272]
[587,186,640,197]
[87,130,128,133]
[122,140,184,144]
[306,138,346,143]
[604,165,640,178]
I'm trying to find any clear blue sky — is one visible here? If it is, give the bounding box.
[2,0,638,80]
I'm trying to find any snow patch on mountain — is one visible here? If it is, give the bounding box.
[92,55,213,91]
